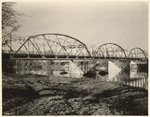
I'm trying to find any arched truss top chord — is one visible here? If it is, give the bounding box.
[128,47,148,60]
[12,33,91,59]
[93,43,127,59]
[2,36,28,53]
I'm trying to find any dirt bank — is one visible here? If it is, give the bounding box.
[2,73,148,115]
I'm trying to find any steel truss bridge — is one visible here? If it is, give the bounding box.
[3,33,148,61]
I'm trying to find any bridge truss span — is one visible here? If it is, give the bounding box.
[128,47,148,61]
[92,43,127,59]
[12,33,92,59]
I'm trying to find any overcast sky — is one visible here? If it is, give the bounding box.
[13,1,148,51]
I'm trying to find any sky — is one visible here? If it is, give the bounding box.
[13,1,148,51]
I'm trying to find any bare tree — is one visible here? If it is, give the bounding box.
[2,2,23,47]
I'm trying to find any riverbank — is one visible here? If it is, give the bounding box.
[2,73,148,115]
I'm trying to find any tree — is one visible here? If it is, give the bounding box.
[2,2,22,47]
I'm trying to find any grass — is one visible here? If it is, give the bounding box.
[2,73,148,115]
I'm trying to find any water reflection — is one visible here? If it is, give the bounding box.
[96,69,148,90]
[130,69,148,79]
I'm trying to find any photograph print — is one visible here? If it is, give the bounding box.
[2,1,148,116]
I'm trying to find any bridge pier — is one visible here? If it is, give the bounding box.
[88,59,130,74]
[130,60,148,71]
[14,58,147,79]
[14,59,94,78]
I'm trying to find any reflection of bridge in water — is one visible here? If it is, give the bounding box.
[125,77,147,89]
[3,33,148,87]
[96,70,148,89]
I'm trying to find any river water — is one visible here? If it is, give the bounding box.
[30,68,148,90]
[28,60,148,90]
[95,69,148,90]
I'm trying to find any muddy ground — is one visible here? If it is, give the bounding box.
[2,73,148,115]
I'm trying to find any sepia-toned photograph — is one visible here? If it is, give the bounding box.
[1,0,148,116]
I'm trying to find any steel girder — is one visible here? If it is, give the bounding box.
[12,33,91,59]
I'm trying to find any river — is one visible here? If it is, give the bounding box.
[95,69,148,90]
